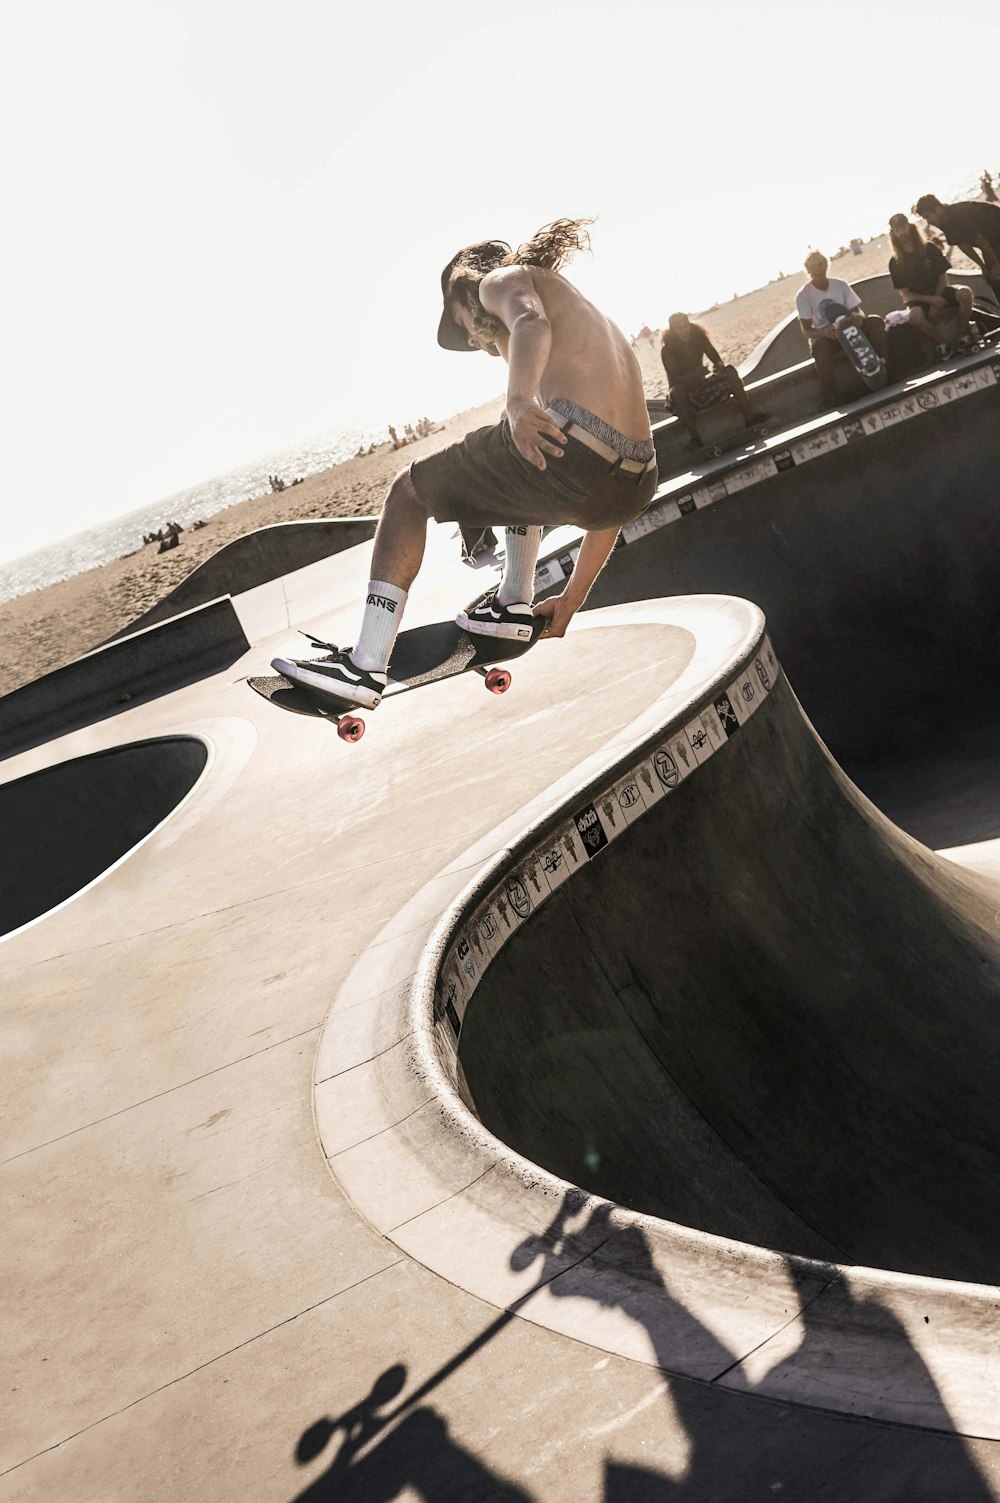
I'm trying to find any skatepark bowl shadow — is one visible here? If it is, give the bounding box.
[288,1192,996,1500]
[0,736,207,937]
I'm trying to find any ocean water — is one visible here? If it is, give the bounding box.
[0,421,390,606]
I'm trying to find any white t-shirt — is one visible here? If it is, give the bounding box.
[795,277,861,328]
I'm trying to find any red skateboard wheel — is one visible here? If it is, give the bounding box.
[484,668,512,694]
[337,715,366,742]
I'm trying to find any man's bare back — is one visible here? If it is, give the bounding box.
[481,266,650,441]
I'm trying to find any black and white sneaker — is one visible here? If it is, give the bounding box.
[457,588,535,641]
[270,647,387,709]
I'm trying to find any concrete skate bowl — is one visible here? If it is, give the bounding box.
[454,667,1000,1289]
[577,370,1000,851]
[108,517,377,640]
[319,598,1000,1438]
[0,736,207,937]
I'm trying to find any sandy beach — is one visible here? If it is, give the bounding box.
[0,233,969,698]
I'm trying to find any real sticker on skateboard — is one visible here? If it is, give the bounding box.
[819,297,887,391]
[247,615,545,743]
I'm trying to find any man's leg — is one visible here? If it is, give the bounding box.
[271,469,429,706]
[497,526,542,606]
[368,469,429,591]
[861,314,887,359]
[812,339,839,406]
[456,523,542,641]
[953,286,973,341]
[720,365,769,427]
[349,469,432,671]
[669,383,701,444]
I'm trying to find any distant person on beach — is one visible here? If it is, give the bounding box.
[272,217,657,710]
[914,193,1000,299]
[887,213,974,353]
[981,171,998,205]
[795,251,887,406]
[659,312,767,448]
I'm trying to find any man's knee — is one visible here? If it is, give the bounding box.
[863,315,886,353]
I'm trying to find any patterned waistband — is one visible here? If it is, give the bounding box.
[548,398,655,463]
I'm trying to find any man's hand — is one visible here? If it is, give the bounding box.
[507,402,566,471]
[533,593,577,639]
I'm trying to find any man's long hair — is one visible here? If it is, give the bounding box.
[661,316,710,349]
[450,217,594,345]
[889,219,926,259]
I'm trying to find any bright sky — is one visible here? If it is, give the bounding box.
[5,0,998,566]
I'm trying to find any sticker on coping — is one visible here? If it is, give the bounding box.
[574,802,609,859]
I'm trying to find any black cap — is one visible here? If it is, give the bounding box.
[436,240,510,351]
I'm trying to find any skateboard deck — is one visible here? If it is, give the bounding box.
[247,615,545,743]
[819,297,887,391]
[704,420,769,458]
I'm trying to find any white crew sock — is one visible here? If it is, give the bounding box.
[497,526,542,606]
[352,579,408,671]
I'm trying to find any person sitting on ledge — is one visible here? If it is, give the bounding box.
[795,251,887,407]
[271,217,657,711]
[888,213,974,356]
[659,313,767,448]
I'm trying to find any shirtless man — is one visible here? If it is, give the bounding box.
[274,219,657,708]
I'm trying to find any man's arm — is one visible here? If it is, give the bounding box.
[958,233,1000,279]
[897,283,946,309]
[533,526,620,638]
[480,266,566,469]
[799,316,837,344]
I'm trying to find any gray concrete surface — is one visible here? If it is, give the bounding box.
[108,518,378,639]
[3,355,1000,1503]
[0,596,249,759]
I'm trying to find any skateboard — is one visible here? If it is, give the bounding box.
[705,421,769,459]
[819,298,887,391]
[247,615,545,743]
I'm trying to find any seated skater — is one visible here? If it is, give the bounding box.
[795,251,887,406]
[888,213,974,354]
[659,313,767,447]
[273,219,657,708]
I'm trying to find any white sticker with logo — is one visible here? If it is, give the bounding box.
[474,899,506,963]
[614,774,647,825]
[536,822,586,893]
[683,713,718,767]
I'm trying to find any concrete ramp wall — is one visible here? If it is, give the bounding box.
[458,671,1000,1286]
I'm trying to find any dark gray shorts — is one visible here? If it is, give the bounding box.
[409,416,658,552]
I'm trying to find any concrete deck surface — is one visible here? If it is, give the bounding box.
[3,348,1000,1502]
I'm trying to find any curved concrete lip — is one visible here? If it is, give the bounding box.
[0,716,257,944]
[315,598,1000,1442]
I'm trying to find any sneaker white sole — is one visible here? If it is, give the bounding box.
[456,612,533,642]
[270,657,382,709]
